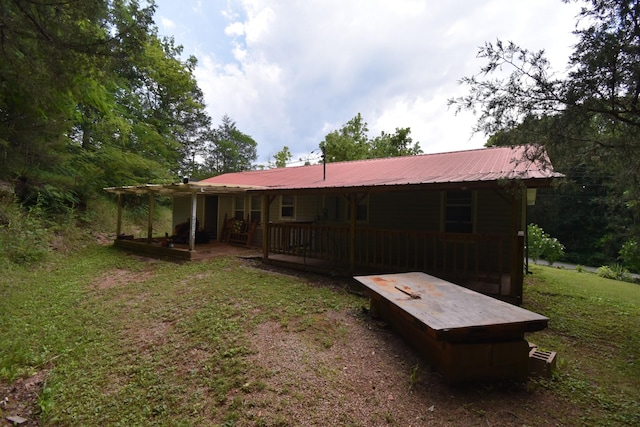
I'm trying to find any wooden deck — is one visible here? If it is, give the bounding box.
[114,238,261,261]
[354,272,549,383]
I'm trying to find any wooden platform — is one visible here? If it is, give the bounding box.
[354,272,548,383]
[114,238,260,261]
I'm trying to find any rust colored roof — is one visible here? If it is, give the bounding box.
[201,145,562,191]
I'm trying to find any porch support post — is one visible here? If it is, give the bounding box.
[116,192,123,237]
[147,193,154,243]
[262,195,275,260]
[349,193,357,272]
[189,192,197,251]
[510,192,525,304]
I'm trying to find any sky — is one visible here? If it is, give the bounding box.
[152,0,582,166]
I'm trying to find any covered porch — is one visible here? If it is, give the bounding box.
[104,181,263,254]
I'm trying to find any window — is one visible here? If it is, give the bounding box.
[250,195,261,224]
[346,195,369,222]
[444,190,473,233]
[234,196,245,220]
[281,195,295,219]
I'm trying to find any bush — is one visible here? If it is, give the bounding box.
[0,202,52,265]
[596,264,633,283]
[528,224,565,265]
[619,238,640,273]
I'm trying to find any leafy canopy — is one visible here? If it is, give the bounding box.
[0,0,220,209]
[319,113,422,162]
[450,0,640,259]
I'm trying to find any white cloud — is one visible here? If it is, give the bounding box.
[159,16,176,31]
[155,0,583,163]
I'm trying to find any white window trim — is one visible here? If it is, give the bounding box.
[280,195,296,220]
[234,196,245,220]
[250,195,262,224]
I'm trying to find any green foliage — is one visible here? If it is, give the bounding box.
[271,146,293,168]
[320,113,422,162]
[204,115,258,174]
[0,201,52,266]
[451,0,640,264]
[596,264,634,283]
[528,223,565,265]
[620,238,640,273]
[0,0,215,208]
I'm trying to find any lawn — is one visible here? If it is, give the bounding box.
[1,245,639,426]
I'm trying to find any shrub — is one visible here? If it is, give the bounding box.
[596,264,633,283]
[619,238,640,273]
[0,202,51,265]
[528,224,565,265]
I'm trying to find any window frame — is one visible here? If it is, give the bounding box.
[280,195,296,220]
[346,194,369,223]
[443,190,475,233]
[233,196,245,221]
[250,195,262,224]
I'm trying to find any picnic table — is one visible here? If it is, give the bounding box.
[354,272,548,383]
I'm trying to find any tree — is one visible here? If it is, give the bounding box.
[272,146,292,168]
[319,113,422,162]
[320,113,370,162]
[369,127,423,158]
[449,0,640,257]
[0,0,217,209]
[204,115,257,174]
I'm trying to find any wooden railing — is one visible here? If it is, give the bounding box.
[268,223,350,263]
[268,223,509,289]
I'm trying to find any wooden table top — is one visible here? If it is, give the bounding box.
[354,272,548,341]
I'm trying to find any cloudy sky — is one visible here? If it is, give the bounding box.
[153,0,582,165]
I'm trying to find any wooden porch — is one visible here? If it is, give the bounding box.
[114,237,261,261]
[265,222,524,302]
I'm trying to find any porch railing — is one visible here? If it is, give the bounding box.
[268,223,509,289]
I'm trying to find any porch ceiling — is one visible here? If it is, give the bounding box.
[103,182,266,196]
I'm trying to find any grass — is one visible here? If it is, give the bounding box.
[0,246,362,425]
[1,247,639,425]
[523,265,640,426]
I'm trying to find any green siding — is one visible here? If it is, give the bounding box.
[369,190,441,231]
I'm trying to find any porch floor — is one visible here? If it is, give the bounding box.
[114,238,261,261]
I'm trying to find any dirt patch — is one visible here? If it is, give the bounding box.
[240,309,574,426]
[91,268,155,290]
[1,371,47,427]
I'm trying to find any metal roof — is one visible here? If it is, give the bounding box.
[201,145,562,192]
[104,146,562,196]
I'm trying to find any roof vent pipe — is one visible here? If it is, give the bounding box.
[321,145,326,181]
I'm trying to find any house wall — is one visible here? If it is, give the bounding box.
[214,189,515,234]
[172,195,206,233]
[476,190,512,234]
[368,190,441,231]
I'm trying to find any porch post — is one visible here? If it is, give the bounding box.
[262,195,269,259]
[349,193,357,272]
[116,192,123,237]
[189,192,197,251]
[147,193,154,243]
[510,192,525,304]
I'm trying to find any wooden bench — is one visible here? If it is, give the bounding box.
[354,272,549,383]
[221,215,258,246]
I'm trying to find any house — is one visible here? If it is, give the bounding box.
[105,145,562,304]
